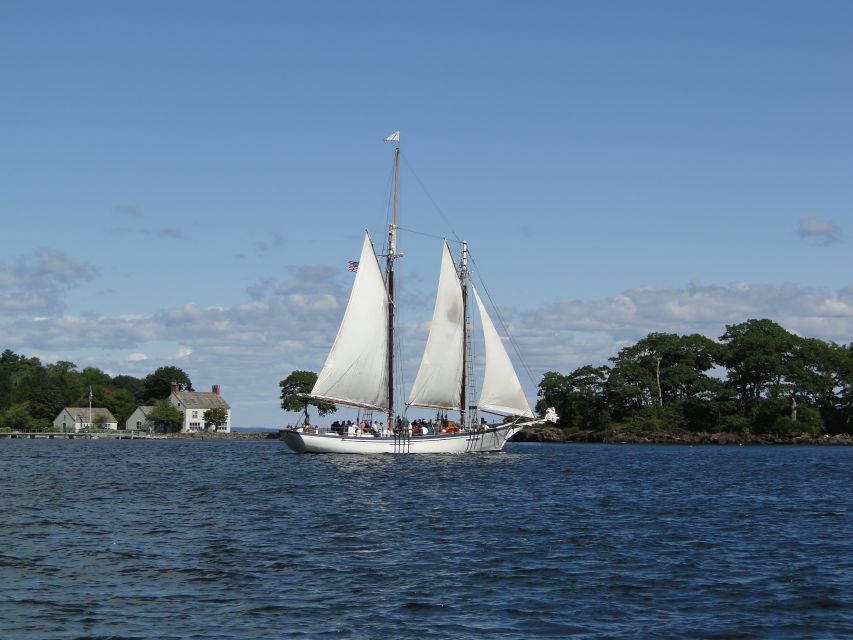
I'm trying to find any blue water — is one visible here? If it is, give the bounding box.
[1,441,851,639]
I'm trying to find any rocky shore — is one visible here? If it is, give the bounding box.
[165,431,281,440]
[511,426,853,446]
[164,429,853,445]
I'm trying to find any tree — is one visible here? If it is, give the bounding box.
[80,366,111,388]
[26,380,64,422]
[536,371,572,428]
[143,366,193,401]
[719,319,795,416]
[279,370,336,425]
[0,402,35,431]
[204,407,228,431]
[147,399,184,433]
[536,366,609,430]
[112,374,146,403]
[92,412,109,431]
[100,387,138,428]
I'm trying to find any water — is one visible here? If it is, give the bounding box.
[1,441,851,639]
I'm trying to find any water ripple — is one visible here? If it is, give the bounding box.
[1,440,851,639]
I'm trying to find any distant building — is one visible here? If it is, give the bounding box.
[125,406,155,432]
[53,407,118,432]
[168,384,232,433]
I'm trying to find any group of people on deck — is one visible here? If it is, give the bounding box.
[325,414,482,437]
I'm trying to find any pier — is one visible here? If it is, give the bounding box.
[0,431,151,440]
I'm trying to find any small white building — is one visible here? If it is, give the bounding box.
[53,407,118,432]
[168,384,232,433]
[125,406,155,432]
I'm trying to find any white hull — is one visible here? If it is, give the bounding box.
[281,423,526,454]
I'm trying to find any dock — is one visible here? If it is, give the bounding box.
[0,431,154,440]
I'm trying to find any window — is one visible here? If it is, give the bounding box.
[192,411,198,418]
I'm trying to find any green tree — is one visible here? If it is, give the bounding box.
[0,402,35,431]
[92,412,109,432]
[204,407,228,431]
[143,366,193,401]
[44,360,85,409]
[719,319,795,416]
[147,399,184,433]
[100,387,138,428]
[833,343,853,433]
[279,370,336,425]
[26,380,65,422]
[80,366,111,388]
[536,366,609,430]
[0,350,43,408]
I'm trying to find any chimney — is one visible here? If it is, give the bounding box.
[212,384,220,395]
[171,383,180,395]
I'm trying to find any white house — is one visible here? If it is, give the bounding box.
[125,406,155,432]
[53,407,118,432]
[168,384,232,433]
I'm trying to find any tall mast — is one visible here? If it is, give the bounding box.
[386,141,400,428]
[460,241,468,429]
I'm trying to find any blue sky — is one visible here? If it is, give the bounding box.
[1,1,851,426]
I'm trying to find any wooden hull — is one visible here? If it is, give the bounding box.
[281,424,523,454]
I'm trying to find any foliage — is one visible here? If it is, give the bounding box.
[536,366,609,429]
[279,370,336,424]
[147,399,184,433]
[0,402,36,431]
[93,412,110,431]
[143,366,194,401]
[537,320,853,437]
[204,407,228,430]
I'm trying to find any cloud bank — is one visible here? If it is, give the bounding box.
[2,250,851,425]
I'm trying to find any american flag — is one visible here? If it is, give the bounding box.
[347,260,359,272]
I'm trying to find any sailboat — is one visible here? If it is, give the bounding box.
[282,133,548,454]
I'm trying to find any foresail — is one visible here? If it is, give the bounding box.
[407,241,464,410]
[472,285,534,418]
[310,232,390,411]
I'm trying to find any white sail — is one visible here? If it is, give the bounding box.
[407,241,464,410]
[310,232,389,411]
[472,285,534,418]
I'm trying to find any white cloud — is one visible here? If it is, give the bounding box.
[0,249,98,315]
[797,217,841,244]
[516,282,853,379]
[2,267,851,426]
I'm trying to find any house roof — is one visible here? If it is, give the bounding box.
[60,407,118,423]
[134,406,155,416]
[172,391,231,410]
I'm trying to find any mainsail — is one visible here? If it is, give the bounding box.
[309,232,390,411]
[407,241,464,410]
[472,284,534,418]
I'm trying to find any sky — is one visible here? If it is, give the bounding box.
[1,1,851,427]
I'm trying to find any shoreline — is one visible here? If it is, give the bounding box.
[511,427,853,446]
[4,429,850,445]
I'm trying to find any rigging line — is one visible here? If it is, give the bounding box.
[467,251,539,388]
[396,226,462,243]
[401,155,461,243]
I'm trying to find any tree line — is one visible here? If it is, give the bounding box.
[0,349,194,431]
[536,319,853,437]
